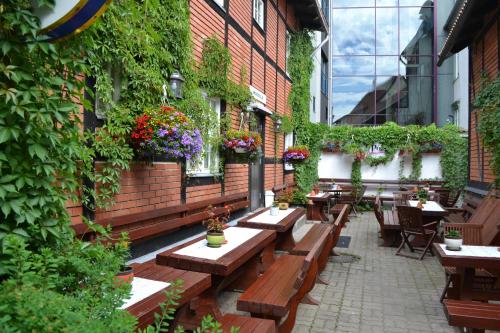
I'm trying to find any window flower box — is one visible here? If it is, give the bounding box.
[283,145,310,164]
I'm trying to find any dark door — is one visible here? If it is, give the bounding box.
[249,113,265,211]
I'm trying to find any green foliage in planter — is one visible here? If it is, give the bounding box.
[351,159,362,193]
[475,75,500,188]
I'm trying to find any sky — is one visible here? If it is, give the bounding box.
[330,0,434,121]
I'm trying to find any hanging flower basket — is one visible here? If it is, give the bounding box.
[322,141,341,153]
[130,106,203,161]
[223,130,262,154]
[421,142,443,153]
[283,146,311,164]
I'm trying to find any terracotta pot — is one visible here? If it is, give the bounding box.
[207,232,225,248]
[115,266,134,285]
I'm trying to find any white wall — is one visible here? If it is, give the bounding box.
[318,152,442,197]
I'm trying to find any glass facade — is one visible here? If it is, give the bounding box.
[331,0,434,126]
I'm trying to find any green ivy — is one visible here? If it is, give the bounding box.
[475,75,500,188]
[351,159,362,193]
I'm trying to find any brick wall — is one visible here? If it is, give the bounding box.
[186,183,222,203]
[224,164,249,195]
[67,199,82,225]
[95,162,181,221]
[469,14,498,188]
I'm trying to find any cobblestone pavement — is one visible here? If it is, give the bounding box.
[293,213,459,333]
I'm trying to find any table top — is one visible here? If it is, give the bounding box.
[238,207,304,232]
[156,227,276,276]
[128,261,211,328]
[408,200,448,217]
[433,243,500,270]
[307,192,331,202]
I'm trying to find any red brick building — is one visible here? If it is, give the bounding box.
[438,0,499,195]
[70,1,327,224]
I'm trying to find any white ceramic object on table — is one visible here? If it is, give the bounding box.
[444,237,463,250]
[270,206,279,216]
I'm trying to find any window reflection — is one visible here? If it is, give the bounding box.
[398,76,433,125]
[400,6,433,56]
[333,0,374,7]
[399,0,433,6]
[400,56,433,76]
[376,7,398,55]
[332,56,375,76]
[332,77,375,121]
[376,0,397,6]
[332,8,375,55]
[376,56,399,75]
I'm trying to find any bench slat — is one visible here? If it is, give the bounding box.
[444,300,500,331]
[220,314,276,333]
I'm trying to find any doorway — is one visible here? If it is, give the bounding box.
[249,113,265,211]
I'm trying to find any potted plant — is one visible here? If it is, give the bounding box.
[130,106,203,161]
[277,188,293,210]
[270,201,279,216]
[115,266,134,285]
[223,130,262,154]
[444,230,463,250]
[323,141,341,153]
[283,145,310,164]
[203,205,229,248]
[417,189,428,203]
[421,142,443,153]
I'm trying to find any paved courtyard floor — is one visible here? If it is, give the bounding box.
[292,212,458,333]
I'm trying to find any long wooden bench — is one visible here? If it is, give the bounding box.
[237,251,317,333]
[444,191,483,223]
[72,193,249,242]
[444,300,500,332]
[373,196,401,246]
[220,314,276,333]
[291,204,350,283]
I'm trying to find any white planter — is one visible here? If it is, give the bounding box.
[444,237,463,250]
[270,206,279,216]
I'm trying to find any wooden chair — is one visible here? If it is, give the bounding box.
[373,196,400,246]
[338,185,366,215]
[395,205,438,260]
[237,250,318,333]
[444,300,500,332]
[434,188,450,207]
[444,191,483,223]
[393,191,416,205]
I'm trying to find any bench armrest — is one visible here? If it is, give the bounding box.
[445,207,465,213]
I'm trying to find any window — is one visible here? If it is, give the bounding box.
[285,30,291,75]
[284,132,294,171]
[454,53,459,80]
[213,0,224,9]
[322,0,329,21]
[321,55,328,95]
[253,0,264,29]
[187,97,221,176]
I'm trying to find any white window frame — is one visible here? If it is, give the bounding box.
[213,0,224,9]
[454,53,459,80]
[187,97,221,176]
[285,30,291,76]
[253,0,265,29]
[284,132,294,171]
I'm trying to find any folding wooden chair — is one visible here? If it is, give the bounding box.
[395,205,438,260]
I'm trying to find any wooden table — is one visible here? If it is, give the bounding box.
[238,207,304,251]
[127,261,211,329]
[156,227,276,326]
[307,192,332,222]
[434,243,500,302]
[408,200,449,223]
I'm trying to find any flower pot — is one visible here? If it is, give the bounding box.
[206,232,225,248]
[270,206,279,216]
[115,266,134,285]
[234,147,248,153]
[278,202,289,210]
[444,237,463,250]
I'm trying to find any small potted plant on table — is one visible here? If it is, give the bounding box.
[416,189,428,208]
[444,230,463,250]
[270,201,279,216]
[203,205,229,248]
[277,188,293,210]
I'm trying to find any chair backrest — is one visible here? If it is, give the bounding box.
[373,196,384,225]
[428,192,441,202]
[396,205,425,234]
[448,190,461,207]
[434,189,450,206]
[393,191,416,205]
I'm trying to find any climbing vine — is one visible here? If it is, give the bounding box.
[475,75,500,188]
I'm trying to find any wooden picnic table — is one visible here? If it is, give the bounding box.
[238,207,305,251]
[433,243,500,303]
[156,227,276,326]
[407,200,449,224]
[127,261,211,330]
[307,192,332,222]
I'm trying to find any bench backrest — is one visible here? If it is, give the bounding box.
[373,196,384,226]
[469,196,500,245]
[73,192,249,243]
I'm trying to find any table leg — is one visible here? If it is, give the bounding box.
[174,288,222,330]
[276,228,296,252]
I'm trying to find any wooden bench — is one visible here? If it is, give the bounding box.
[220,314,276,333]
[444,300,500,332]
[373,196,401,247]
[444,191,483,223]
[237,251,317,333]
[291,204,350,281]
[72,193,249,242]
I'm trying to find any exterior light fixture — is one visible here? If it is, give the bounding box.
[274,118,282,132]
[169,70,185,99]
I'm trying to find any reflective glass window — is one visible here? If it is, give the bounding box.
[332,8,375,55]
[332,56,375,76]
[333,0,374,7]
[376,7,398,55]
